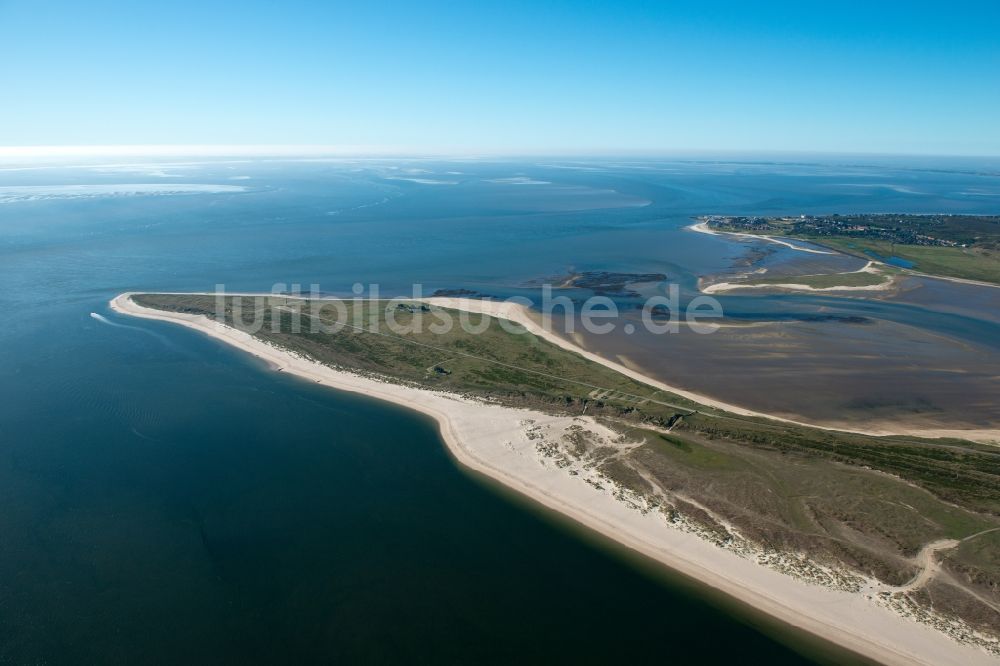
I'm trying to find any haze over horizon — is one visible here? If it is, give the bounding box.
[4,3,1000,660]
[2,145,1000,161]
[2,0,999,156]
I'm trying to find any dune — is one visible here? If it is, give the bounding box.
[110,292,999,665]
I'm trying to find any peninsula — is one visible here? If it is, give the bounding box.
[693,214,1000,287]
[112,292,1000,665]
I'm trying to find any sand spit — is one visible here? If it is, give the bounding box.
[687,221,838,255]
[422,297,999,446]
[701,261,897,294]
[110,293,999,665]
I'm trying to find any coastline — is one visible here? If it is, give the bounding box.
[110,292,999,665]
[686,221,838,255]
[699,262,897,294]
[422,297,1000,445]
[687,221,1000,290]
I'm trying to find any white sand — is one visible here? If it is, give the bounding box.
[422,297,1000,446]
[111,293,998,665]
[688,221,1000,291]
[701,261,897,294]
[687,221,838,255]
[701,279,892,293]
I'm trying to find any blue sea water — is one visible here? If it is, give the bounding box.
[2,155,998,663]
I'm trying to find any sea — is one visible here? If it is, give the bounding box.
[2,155,998,663]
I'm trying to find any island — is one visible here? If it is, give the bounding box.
[693,214,1000,286]
[112,292,1000,665]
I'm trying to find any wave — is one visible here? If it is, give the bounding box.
[90,312,175,347]
[486,177,551,185]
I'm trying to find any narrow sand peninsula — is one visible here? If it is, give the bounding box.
[423,297,1000,445]
[701,262,897,294]
[111,293,997,666]
[687,221,838,255]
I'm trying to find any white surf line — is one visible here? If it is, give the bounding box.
[91,311,178,344]
[687,221,838,255]
[91,312,119,326]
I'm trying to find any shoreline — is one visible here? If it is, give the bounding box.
[700,261,898,294]
[110,292,998,665]
[686,221,838,255]
[686,220,1000,290]
[422,297,1000,445]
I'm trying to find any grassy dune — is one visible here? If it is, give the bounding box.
[135,293,1000,634]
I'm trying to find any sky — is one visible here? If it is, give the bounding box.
[1,0,998,156]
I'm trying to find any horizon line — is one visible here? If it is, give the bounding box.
[1,144,999,161]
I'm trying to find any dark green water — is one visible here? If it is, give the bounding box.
[7,156,997,662]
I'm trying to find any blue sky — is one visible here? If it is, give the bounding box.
[1,0,998,155]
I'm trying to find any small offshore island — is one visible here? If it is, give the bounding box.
[112,292,1000,665]
[693,214,1000,291]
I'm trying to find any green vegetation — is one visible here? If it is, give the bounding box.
[817,237,999,284]
[630,426,993,562]
[702,214,1000,284]
[744,267,891,289]
[134,293,701,415]
[135,293,1000,634]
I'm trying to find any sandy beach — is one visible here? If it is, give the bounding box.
[423,297,1000,445]
[700,262,897,294]
[688,220,1000,291]
[111,292,999,665]
[687,221,838,255]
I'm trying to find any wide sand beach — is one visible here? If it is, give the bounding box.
[111,292,999,665]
